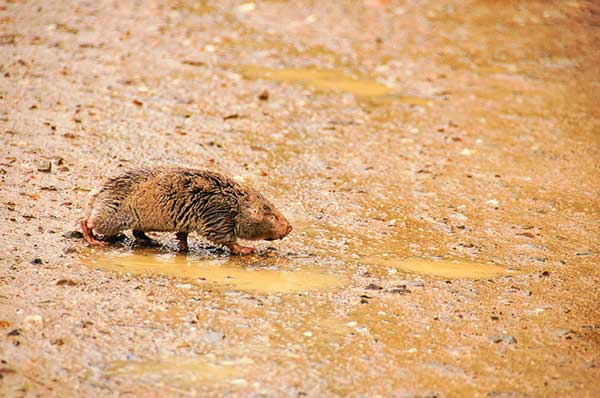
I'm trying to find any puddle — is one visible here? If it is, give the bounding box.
[240,65,431,105]
[240,66,392,97]
[106,357,250,387]
[82,249,343,293]
[361,256,511,279]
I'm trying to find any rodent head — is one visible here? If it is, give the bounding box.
[236,189,293,242]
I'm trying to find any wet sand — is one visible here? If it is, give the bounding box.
[1,0,599,396]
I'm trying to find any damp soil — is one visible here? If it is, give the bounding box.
[1,0,600,397]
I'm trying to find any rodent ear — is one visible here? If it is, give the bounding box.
[250,204,263,220]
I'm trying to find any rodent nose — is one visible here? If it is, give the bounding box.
[286,225,293,234]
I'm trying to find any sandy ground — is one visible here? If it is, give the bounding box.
[1,0,599,396]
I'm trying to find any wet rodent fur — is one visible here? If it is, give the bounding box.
[80,167,292,254]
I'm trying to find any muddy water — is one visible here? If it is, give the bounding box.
[239,65,432,107]
[240,66,391,97]
[361,255,512,279]
[81,249,344,294]
[106,357,252,387]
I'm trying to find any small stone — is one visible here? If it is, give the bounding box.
[175,283,192,289]
[388,286,411,294]
[62,230,83,239]
[51,338,64,346]
[30,258,43,265]
[366,283,383,290]
[303,331,313,337]
[7,329,21,337]
[517,232,535,238]
[37,160,52,172]
[554,329,576,339]
[56,279,77,286]
[24,315,42,323]
[81,320,93,328]
[489,335,517,344]
[258,89,269,101]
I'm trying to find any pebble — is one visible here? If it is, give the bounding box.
[24,315,43,323]
[258,89,269,101]
[37,160,52,172]
[56,279,77,286]
[553,329,575,339]
[388,286,411,294]
[203,330,225,343]
[488,335,517,344]
[63,230,83,239]
[175,283,192,289]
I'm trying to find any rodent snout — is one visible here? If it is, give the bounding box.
[274,223,293,240]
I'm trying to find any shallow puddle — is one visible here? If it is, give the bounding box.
[82,249,343,294]
[361,255,511,279]
[240,65,392,97]
[106,357,250,387]
[240,65,431,105]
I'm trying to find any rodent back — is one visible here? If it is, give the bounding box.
[156,169,242,243]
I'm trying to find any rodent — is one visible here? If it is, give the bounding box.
[79,167,293,255]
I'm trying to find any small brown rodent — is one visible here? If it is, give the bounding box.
[80,167,292,255]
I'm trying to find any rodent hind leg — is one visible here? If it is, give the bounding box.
[80,219,108,247]
[225,242,256,255]
[133,230,158,248]
[175,232,188,253]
